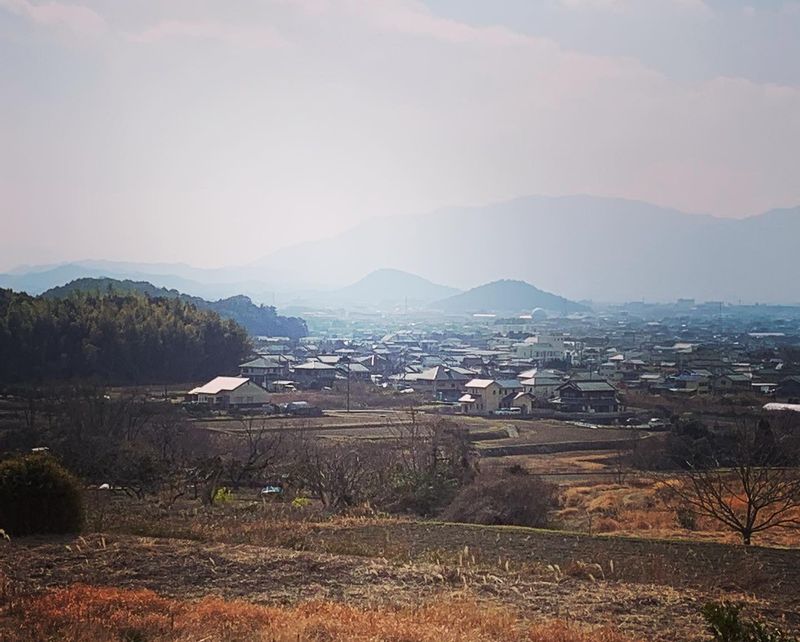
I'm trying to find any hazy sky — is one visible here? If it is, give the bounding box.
[2,0,799,270]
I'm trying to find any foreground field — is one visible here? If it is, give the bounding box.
[2,583,636,642]
[0,532,780,642]
[4,493,799,642]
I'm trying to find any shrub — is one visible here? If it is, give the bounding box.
[0,453,84,536]
[676,505,698,531]
[440,467,557,528]
[291,495,311,509]
[213,486,232,504]
[703,602,798,642]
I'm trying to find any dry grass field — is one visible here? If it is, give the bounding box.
[2,494,795,641]
[555,478,800,546]
[2,581,638,642]
[3,528,793,642]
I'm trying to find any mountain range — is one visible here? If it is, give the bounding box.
[253,195,800,304]
[4,195,800,304]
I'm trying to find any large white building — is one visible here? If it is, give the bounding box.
[515,335,567,363]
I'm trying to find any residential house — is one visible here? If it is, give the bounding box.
[459,379,504,414]
[518,371,562,401]
[496,379,524,401]
[188,377,270,408]
[552,380,619,413]
[712,372,752,393]
[337,361,372,382]
[292,361,338,388]
[406,365,473,401]
[459,378,522,414]
[510,391,536,415]
[239,356,288,388]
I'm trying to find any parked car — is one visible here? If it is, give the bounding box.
[495,408,522,416]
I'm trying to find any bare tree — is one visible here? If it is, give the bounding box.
[222,417,283,489]
[661,416,800,545]
[290,433,381,510]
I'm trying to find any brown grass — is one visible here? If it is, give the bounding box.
[4,584,637,642]
[556,479,800,547]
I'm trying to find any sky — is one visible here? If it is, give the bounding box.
[1,0,799,271]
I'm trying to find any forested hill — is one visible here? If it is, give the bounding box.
[0,289,251,384]
[44,278,308,339]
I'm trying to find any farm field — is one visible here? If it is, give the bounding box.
[4,521,800,641]
[192,410,644,446]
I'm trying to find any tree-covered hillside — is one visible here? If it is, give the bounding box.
[0,289,251,384]
[44,278,308,339]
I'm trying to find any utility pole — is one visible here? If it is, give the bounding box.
[344,355,351,412]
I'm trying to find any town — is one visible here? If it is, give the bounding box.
[189,302,800,417]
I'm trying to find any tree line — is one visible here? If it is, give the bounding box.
[0,288,251,384]
[44,278,309,340]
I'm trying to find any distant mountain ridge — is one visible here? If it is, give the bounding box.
[431,279,587,314]
[253,195,800,304]
[43,278,308,339]
[6,195,800,303]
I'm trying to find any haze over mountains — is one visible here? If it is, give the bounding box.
[256,195,800,304]
[3,195,800,304]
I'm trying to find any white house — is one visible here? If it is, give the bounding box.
[189,377,270,408]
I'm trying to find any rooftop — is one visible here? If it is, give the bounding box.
[189,377,250,395]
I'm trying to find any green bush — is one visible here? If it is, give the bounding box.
[213,486,232,504]
[0,453,84,536]
[703,602,797,642]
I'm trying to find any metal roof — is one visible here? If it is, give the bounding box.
[189,377,250,395]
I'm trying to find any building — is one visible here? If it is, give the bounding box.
[239,356,288,388]
[517,368,563,399]
[552,380,619,413]
[459,379,503,414]
[405,365,473,401]
[459,378,523,414]
[510,391,536,415]
[292,360,338,388]
[188,377,270,408]
[338,361,372,381]
[712,372,752,393]
[514,335,567,363]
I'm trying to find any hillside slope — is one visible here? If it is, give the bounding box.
[43,278,308,339]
